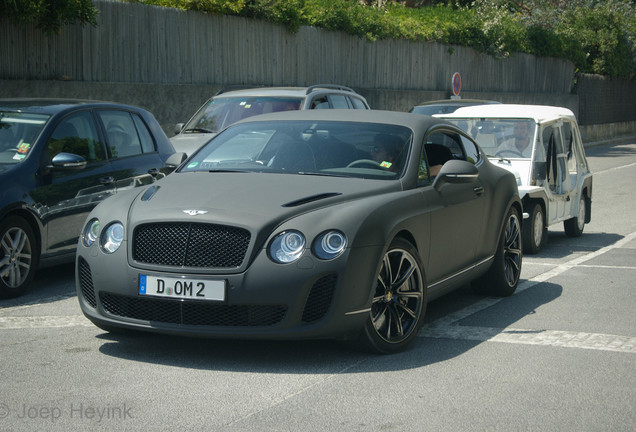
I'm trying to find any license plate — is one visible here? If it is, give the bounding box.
[139,275,225,301]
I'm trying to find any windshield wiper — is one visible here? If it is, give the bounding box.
[208,169,253,173]
[296,171,350,178]
[184,127,214,133]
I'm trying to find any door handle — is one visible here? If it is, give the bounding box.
[473,186,484,195]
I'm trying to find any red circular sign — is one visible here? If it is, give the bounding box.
[452,72,462,96]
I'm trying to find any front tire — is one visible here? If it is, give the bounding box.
[475,206,522,296]
[522,202,546,254]
[355,238,426,354]
[0,216,38,298]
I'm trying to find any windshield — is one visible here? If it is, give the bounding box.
[411,104,469,115]
[182,97,303,134]
[181,120,412,179]
[445,118,536,159]
[0,111,50,164]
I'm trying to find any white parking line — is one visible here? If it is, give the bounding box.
[0,315,93,329]
[419,230,636,354]
[593,161,636,175]
[423,325,636,354]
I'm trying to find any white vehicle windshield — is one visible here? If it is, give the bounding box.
[0,112,49,164]
[181,120,412,180]
[446,118,536,159]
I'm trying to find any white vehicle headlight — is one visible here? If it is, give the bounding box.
[313,231,347,260]
[269,231,306,264]
[100,222,124,254]
[82,219,100,247]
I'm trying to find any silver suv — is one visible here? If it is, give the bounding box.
[171,84,370,155]
[440,104,593,254]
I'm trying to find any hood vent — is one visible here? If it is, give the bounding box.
[282,192,342,208]
[141,185,160,201]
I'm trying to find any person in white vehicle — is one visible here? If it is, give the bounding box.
[497,120,533,157]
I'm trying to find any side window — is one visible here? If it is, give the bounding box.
[47,111,104,163]
[310,96,330,109]
[543,124,568,187]
[98,110,143,158]
[418,130,479,185]
[349,97,367,110]
[562,121,578,173]
[132,114,156,153]
[461,135,480,164]
[329,94,350,109]
[418,131,457,184]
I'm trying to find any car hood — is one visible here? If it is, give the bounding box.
[129,172,401,230]
[488,157,530,187]
[169,133,217,156]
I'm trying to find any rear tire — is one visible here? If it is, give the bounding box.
[564,195,587,237]
[0,216,38,298]
[355,238,426,354]
[474,206,522,296]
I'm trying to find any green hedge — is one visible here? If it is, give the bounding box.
[138,0,635,79]
[3,0,634,79]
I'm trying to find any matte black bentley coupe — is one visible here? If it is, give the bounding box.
[76,110,522,353]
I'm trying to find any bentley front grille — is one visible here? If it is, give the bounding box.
[133,222,250,268]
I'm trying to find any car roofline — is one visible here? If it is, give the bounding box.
[213,84,362,98]
[437,104,577,123]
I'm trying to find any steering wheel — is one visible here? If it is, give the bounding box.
[347,159,384,169]
[495,149,525,158]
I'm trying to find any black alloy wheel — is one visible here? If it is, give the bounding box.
[357,238,426,354]
[475,206,522,297]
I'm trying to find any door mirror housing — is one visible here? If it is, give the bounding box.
[433,160,479,191]
[165,152,188,169]
[50,152,87,170]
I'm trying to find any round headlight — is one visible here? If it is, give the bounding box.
[269,231,306,264]
[82,219,100,247]
[100,222,124,254]
[313,231,347,260]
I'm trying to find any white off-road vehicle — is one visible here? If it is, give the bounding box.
[440,104,593,253]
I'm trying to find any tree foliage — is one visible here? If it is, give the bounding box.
[1,0,634,78]
[0,0,98,34]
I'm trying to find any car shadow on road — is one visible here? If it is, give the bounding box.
[95,280,562,373]
[538,231,622,259]
[0,262,75,309]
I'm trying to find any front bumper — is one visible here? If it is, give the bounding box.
[76,243,382,340]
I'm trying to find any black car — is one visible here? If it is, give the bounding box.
[76,110,522,353]
[0,99,177,298]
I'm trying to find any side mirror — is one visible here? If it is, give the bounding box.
[174,123,185,135]
[533,161,547,181]
[433,160,479,192]
[50,152,87,170]
[165,152,188,170]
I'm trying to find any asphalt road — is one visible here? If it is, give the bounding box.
[1,142,635,432]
